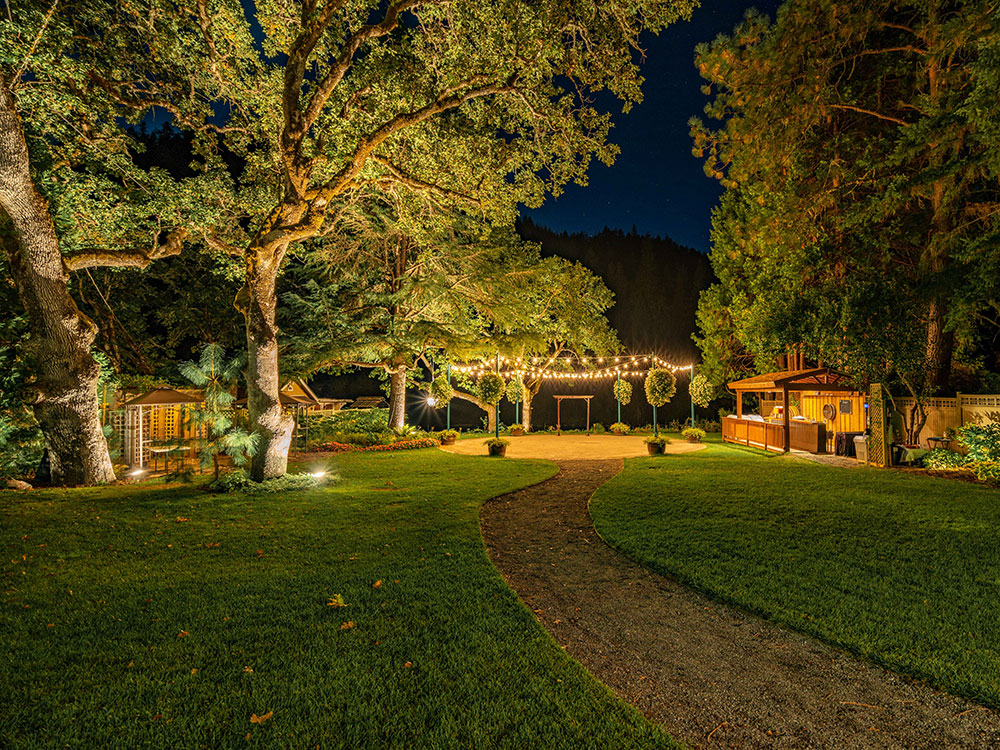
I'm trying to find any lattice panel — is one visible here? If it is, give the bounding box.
[868,383,891,467]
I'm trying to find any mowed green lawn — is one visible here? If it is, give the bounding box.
[2,450,676,750]
[590,443,1000,708]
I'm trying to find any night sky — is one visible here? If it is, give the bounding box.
[522,0,781,252]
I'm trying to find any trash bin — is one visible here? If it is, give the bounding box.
[854,435,868,464]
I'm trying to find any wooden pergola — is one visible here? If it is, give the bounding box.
[727,368,859,453]
[554,394,594,435]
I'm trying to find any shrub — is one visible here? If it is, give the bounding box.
[682,427,706,443]
[365,438,439,452]
[957,424,1000,463]
[689,373,715,407]
[609,422,630,434]
[591,423,606,434]
[0,412,43,479]
[485,437,510,448]
[644,435,671,446]
[971,462,1000,486]
[644,368,676,407]
[921,448,970,470]
[211,470,332,494]
[612,379,632,406]
[308,409,390,443]
[477,373,505,406]
[439,429,460,441]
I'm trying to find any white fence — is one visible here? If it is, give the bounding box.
[892,393,1000,445]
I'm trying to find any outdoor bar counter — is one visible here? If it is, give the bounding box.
[722,415,827,454]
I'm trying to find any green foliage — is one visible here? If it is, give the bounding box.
[681,427,706,443]
[210,470,330,495]
[971,462,1000,486]
[690,1,1000,395]
[688,374,714,408]
[477,373,505,406]
[612,379,632,406]
[591,423,606,435]
[644,435,671,446]
[307,409,390,441]
[921,448,971,470]
[644,369,677,408]
[505,377,525,405]
[609,422,631,434]
[957,424,1000,463]
[0,289,42,479]
[430,375,454,408]
[179,344,252,478]
[439,429,460,441]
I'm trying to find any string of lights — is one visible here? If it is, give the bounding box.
[451,354,694,380]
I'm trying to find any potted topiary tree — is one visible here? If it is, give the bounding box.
[644,435,670,455]
[439,429,460,446]
[681,427,706,443]
[505,378,525,435]
[644,368,677,438]
[612,376,632,433]
[430,374,454,410]
[485,436,510,457]
[477,372,505,446]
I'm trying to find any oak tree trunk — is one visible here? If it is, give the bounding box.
[521,396,532,432]
[239,249,294,481]
[0,80,114,485]
[387,367,407,429]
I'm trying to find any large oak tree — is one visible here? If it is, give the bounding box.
[0,2,231,484]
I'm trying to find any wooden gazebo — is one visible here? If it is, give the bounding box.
[724,368,864,453]
[122,388,203,469]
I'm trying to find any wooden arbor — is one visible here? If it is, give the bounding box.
[726,368,861,453]
[554,394,594,435]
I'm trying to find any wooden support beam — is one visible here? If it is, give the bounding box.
[782,384,791,452]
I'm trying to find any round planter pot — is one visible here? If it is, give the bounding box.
[646,443,665,455]
[612,430,627,436]
[686,437,700,443]
[510,428,524,437]
[441,437,456,446]
[488,444,507,457]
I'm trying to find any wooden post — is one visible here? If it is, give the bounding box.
[586,397,591,436]
[557,397,561,435]
[782,385,791,452]
[736,391,743,417]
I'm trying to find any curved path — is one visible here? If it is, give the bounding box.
[480,459,1000,749]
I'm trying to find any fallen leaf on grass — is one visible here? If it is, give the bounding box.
[340,621,355,630]
[190,668,199,674]
[243,665,254,673]
[403,661,412,668]
[177,630,189,638]
[152,713,163,721]
[256,550,265,558]
[372,580,382,589]
[176,517,190,522]
[250,711,273,724]
[326,594,346,607]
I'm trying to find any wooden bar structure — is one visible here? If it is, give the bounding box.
[725,368,863,454]
[554,395,594,435]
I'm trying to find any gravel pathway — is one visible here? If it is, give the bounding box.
[480,459,1000,749]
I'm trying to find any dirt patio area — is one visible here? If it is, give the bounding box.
[441,433,706,460]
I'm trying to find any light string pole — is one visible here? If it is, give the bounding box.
[446,362,451,431]
[495,351,501,440]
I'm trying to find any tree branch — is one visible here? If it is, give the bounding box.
[63,229,188,271]
[300,0,433,132]
[825,103,908,126]
[371,155,481,207]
